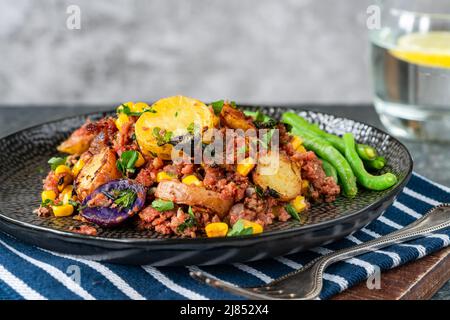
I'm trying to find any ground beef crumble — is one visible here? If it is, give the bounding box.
[69,224,98,236]
[294,151,340,202]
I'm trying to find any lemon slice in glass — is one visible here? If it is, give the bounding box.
[389,31,450,68]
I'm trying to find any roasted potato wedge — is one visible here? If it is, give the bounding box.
[135,96,216,159]
[57,122,96,155]
[252,152,302,201]
[220,104,255,131]
[155,180,233,217]
[75,147,121,201]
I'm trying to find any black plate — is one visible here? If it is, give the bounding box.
[0,107,413,266]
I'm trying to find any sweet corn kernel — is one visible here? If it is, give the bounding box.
[241,219,263,234]
[291,136,303,150]
[236,157,256,177]
[182,175,202,187]
[291,196,307,213]
[61,185,74,204]
[54,165,72,175]
[57,174,73,192]
[301,180,309,194]
[156,171,176,183]
[135,152,146,168]
[205,222,229,238]
[41,190,56,203]
[52,204,74,217]
[296,145,307,153]
[72,159,85,177]
[132,102,150,113]
[115,113,130,132]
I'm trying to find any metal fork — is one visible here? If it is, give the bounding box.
[190,204,450,300]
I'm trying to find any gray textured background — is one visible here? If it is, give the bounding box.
[0,0,374,105]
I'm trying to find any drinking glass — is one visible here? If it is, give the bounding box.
[370,0,450,141]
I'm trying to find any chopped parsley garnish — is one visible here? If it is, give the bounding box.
[177,206,197,232]
[113,189,137,209]
[68,199,80,208]
[175,111,179,117]
[151,199,175,212]
[41,199,54,207]
[186,122,200,135]
[285,203,300,221]
[244,109,277,129]
[116,103,156,116]
[230,100,237,108]
[255,111,277,129]
[260,129,275,148]
[48,157,67,171]
[227,219,253,237]
[265,187,280,198]
[116,150,139,175]
[254,185,264,198]
[211,99,224,115]
[152,127,173,146]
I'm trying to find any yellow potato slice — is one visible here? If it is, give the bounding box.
[135,96,215,159]
[253,152,302,201]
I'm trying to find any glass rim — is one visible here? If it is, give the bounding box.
[389,8,450,21]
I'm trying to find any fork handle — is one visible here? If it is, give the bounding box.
[314,204,450,271]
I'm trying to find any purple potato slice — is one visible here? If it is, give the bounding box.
[81,179,146,227]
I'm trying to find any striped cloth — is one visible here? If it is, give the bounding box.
[0,172,449,300]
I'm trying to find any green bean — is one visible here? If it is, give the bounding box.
[291,115,378,161]
[282,113,357,197]
[364,156,386,170]
[343,133,397,191]
[356,144,377,161]
[320,158,338,183]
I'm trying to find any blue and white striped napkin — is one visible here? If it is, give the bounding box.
[0,172,449,300]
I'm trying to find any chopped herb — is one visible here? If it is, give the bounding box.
[187,122,195,135]
[175,111,179,117]
[131,133,136,141]
[116,150,139,175]
[227,219,253,237]
[255,118,277,129]
[41,199,54,207]
[113,189,137,209]
[151,199,175,212]
[177,206,197,232]
[265,187,280,198]
[186,122,200,135]
[260,129,275,148]
[230,100,237,108]
[255,110,265,123]
[68,199,80,208]
[211,99,224,115]
[48,157,67,171]
[117,103,156,117]
[152,127,173,146]
[256,110,276,127]
[285,203,300,221]
[255,185,264,198]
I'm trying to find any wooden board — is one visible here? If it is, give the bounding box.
[332,247,450,300]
